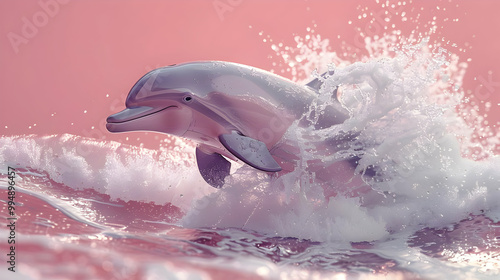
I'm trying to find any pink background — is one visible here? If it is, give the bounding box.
[1,0,498,148]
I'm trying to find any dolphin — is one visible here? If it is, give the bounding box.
[106,61,350,188]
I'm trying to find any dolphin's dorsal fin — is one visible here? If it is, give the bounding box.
[306,77,324,91]
[306,70,336,94]
[219,133,281,172]
[195,147,231,188]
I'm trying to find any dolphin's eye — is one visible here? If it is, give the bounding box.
[183,96,193,102]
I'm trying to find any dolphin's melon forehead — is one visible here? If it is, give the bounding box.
[125,67,164,103]
[126,63,218,104]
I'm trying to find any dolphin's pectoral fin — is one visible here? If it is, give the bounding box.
[195,147,231,188]
[219,133,282,172]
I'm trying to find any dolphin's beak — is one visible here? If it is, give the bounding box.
[107,106,159,124]
[106,105,192,135]
[106,106,173,132]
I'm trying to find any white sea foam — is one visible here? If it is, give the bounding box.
[0,134,214,211]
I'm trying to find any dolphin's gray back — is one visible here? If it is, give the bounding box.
[147,61,349,133]
[151,61,317,118]
[207,61,317,117]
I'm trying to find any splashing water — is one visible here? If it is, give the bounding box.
[181,35,500,244]
[1,10,500,280]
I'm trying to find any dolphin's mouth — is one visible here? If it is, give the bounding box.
[106,102,193,135]
[106,106,176,124]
